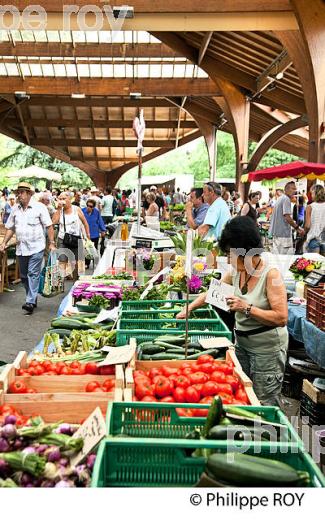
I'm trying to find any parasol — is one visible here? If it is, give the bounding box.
[7,165,62,182]
[241,161,325,183]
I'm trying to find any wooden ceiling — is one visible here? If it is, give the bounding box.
[0,9,311,185]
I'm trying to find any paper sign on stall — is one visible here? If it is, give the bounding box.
[199,337,233,349]
[185,229,194,278]
[98,343,136,365]
[93,306,120,324]
[140,266,170,300]
[71,407,107,466]
[205,278,235,312]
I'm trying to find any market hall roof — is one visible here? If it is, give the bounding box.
[0,1,319,187]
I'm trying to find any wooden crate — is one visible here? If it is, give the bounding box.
[0,388,123,423]
[302,379,325,405]
[306,286,325,331]
[1,352,124,394]
[124,341,259,405]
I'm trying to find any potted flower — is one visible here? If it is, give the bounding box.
[289,258,322,280]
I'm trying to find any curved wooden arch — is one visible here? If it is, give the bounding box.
[247,114,308,172]
[275,0,325,162]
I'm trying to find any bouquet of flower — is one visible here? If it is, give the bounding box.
[289,258,322,280]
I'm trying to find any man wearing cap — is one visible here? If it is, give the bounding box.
[0,182,56,315]
[198,182,231,241]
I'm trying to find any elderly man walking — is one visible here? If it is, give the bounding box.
[0,182,56,315]
[269,181,304,255]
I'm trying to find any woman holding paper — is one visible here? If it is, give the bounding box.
[177,216,288,406]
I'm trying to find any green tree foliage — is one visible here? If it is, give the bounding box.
[0,138,91,188]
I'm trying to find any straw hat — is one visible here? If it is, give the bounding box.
[13,181,34,194]
[90,186,99,193]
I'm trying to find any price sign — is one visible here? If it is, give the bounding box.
[93,306,120,324]
[98,343,136,365]
[71,407,107,466]
[185,229,194,278]
[205,278,235,312]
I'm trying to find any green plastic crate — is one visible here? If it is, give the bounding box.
[106,402,303,447]
[122,299,192,310]
[117,328,231,346]
[118,317,228,333]
[91,438,325,487]
[121,307,219,321]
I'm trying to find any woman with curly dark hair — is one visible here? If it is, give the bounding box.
[177,216,288,405]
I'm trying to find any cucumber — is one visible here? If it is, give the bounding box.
[155,335,185,345]
[166,348,196,355]
[147,353,185,360]
[140,345,166,355]
[139,342,160,348]
[206,453,310,487]
[186,348,218,360]
[47,328,72,338]
[207,424,272,441]
[154,341,185,349]
[51,318,92,330]
[202,396,224,438]
[225,406,262,420]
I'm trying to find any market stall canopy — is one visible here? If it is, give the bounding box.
[241,162,325,183]
[7,165,62,182]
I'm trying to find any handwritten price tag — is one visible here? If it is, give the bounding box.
[98,343,136,365]
[71,407,107,466]
[205,278,235,312]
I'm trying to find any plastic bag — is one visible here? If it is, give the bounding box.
[84,239,98,260]
[39,252,65,297]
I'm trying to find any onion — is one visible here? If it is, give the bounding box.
[55,479,75,488]
[59,457,69,467]
[22,446,36,455]
[13,438,24,450]
[0,459,9,476]
[55,423,72,435]
[47,447,61,463]
[44,462,58,480]
[40,479,55,487]
[21,472,33,486]
[4,415,17,425]
[86,453,96,470]
[1,424,17,439]
[36,444,48,455]
[0,438,10,453]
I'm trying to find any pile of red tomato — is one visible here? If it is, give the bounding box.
[16,360,115,377]
[133,354,249,417]
[85,379,115,393]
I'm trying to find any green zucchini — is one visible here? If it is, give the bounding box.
[202,396,224,438]
[166,348,196,355]
[225,406,262,420]
[47,328,72,338]
[206,453,310,487]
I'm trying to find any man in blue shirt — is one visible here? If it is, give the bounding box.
[186,187,209,229]
[198,182,231,241]
[82,199,106,268]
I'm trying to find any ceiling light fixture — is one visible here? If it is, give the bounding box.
[275,71,284,80]
[130,92,142,99]
[113,6,134,19]
[71,93,86,99]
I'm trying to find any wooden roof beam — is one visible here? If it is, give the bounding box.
[0,42,183,59]
[0,78,219,97]
[26,97,174,108]
[255,50,293,95]
[30,138,178,147]
[152,32,305,114]
[24,119,197,129]
[198,32,213,66]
